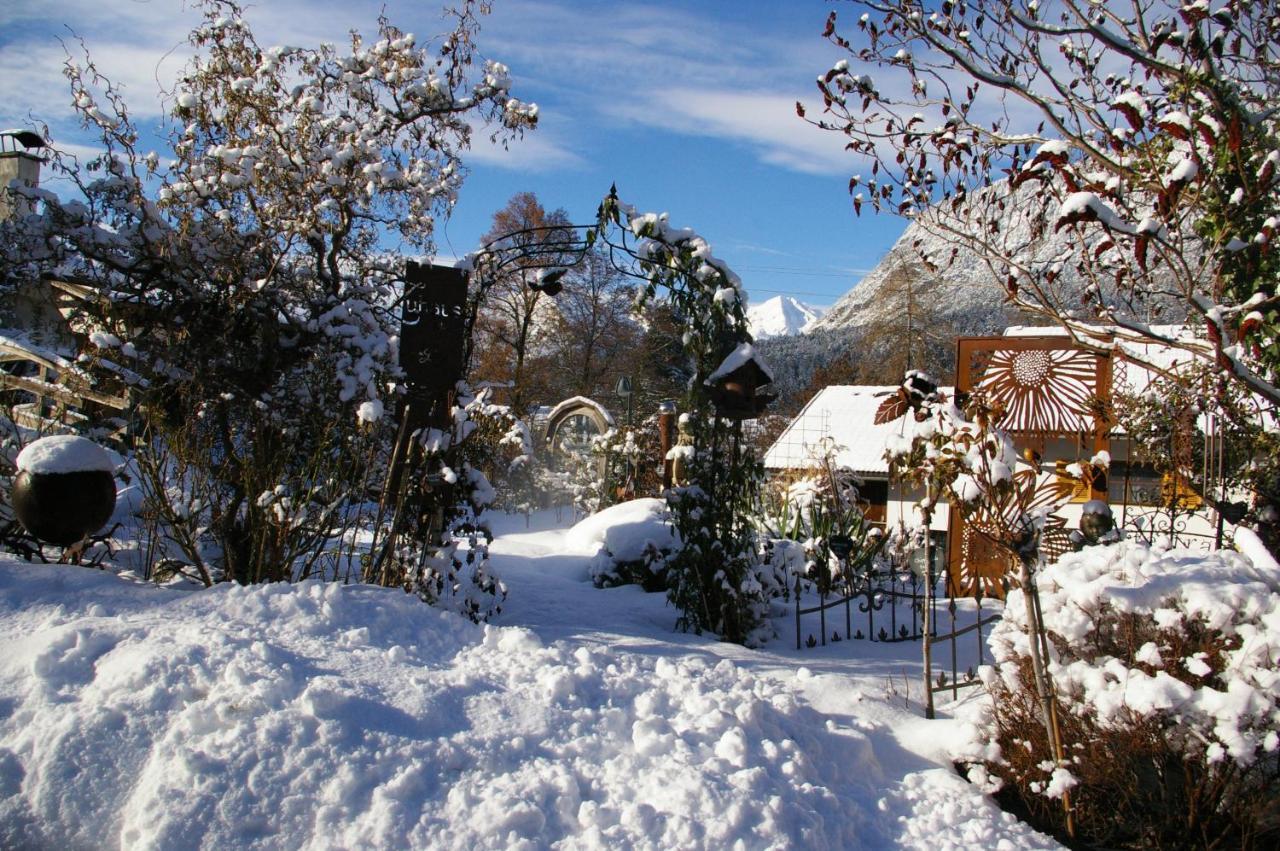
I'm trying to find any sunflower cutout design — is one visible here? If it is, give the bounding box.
[973,347,1101,434]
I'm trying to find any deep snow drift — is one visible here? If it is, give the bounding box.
[0,510,1064,850]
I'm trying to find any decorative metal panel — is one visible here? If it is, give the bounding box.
[399,261,467,429]
[960,337,1109,437]
[948,336,1113,597]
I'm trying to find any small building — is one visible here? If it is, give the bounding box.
[765,328,1239,597]
[762,383,950,552]
[2,135,132,440]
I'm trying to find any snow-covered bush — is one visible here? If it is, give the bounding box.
[0,1,534,588]
[563,422,662,518]
[461,392,539,518]
[565,498,679,590]
[962,542,1280,848]
[366,383,511,623]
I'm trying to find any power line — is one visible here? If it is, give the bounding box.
[733,264,872,278]
[747,286,846,298]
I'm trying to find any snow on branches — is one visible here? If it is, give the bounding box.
[808,0,1280,412]
[0,0,536,588]
[1,0,536,424]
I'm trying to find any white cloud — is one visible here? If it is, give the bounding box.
[0,0,441,132]
[477,1,855,177]
[1,0,857,181]
[613,88,853,176]
[466,125,584,173]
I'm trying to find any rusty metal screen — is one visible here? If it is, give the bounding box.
[948,336,1112,596]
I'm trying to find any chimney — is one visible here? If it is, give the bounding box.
[0,129,46,221]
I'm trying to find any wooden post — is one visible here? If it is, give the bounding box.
[1021,554,1075,839]
[365,404,415,584]
[658,402,676,490]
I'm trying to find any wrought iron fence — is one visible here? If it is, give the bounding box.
[794,566,936,647]
[929,589,1002,701]
[794,564,1003,701]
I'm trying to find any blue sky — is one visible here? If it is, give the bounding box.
[0,0,910,309]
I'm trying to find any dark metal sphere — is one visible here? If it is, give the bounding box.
[11,469,117,546]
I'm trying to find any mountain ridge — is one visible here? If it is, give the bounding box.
[807,179,1182,338]
[747,295,825,339]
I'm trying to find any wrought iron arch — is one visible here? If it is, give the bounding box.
[543,396,615,452]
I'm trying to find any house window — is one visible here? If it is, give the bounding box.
[1108,461,1164,507]
[857,479,888,524]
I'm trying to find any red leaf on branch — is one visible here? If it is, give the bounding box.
[1157,116,1191,141]
[1135,233,1149,271]
[874,392,909,424]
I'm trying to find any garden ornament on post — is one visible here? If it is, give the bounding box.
[658,401,677,489]
[705,343,776,421]
[669,414,695,487]
[11,435,117,554]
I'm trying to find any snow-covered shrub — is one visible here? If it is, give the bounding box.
[588,541,670,591]
[564,421,663,517]
[963,542,1280,848]
[135,379,392,585]
[564,430,620,517]
[391,503,506,624]
[757,464,885,599]
[370,383,509,623]
[661,409,774,647]
[460,392,539,518]
[566,498,678,590]
[0,1,534,589]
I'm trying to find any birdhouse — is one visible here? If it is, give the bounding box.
[705,343,776,419]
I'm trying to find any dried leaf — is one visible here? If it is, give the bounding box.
[874,392,910,424]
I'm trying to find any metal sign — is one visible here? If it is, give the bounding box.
[399,261,467,429]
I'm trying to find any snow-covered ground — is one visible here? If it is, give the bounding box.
[0,509,1060,850]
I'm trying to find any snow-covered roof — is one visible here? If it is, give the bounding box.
[545,396,616,430]
[764,385,950,476]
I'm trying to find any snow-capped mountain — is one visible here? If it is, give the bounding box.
[808,191,1030,337]
[747,295,825,339]
[807,180,1182,337]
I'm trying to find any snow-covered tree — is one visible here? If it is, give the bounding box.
[0,0,535,584]
[595,194,775,645]
[808,0,1280,550]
